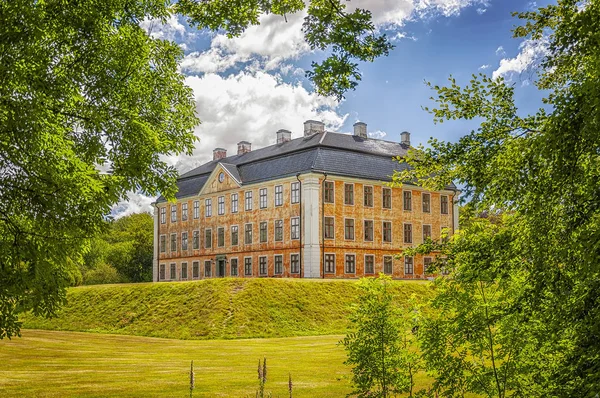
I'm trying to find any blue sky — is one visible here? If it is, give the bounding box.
[117,0,552,215]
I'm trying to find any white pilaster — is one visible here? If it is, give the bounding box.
[152,204,159,282]
[302,176,321,278]
[453,196,460,233]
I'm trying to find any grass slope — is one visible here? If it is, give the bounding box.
[21,278,431,340]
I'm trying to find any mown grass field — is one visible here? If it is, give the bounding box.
[0,329,432,397]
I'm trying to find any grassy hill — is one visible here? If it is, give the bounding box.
[21,278,432,340]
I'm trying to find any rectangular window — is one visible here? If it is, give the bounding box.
[324,254,335,274]
[260,222,268,243]
[230,258,238,276]
[383,221,392,243]
[218,227,225,247]
[245,223,253,244]
[291,182,300,204]
[181,232,188,251]
[365,255,374,274]
[171,205,177,222]
[182,203,188,221]
[205,229,212,249]
[403,223,412,244]
[259,188,267,209]
[231,193,238,213]
[160,235,166,253]
[192,261,199,279]
[441,195,449,214]
[193,230,199,250]
[231,225,239,246]
[345,219,355,240]
[193,200,200,219]
[275,185,283,206]
[403,191,412,211]
[275,220,283,241]
[218,196,225,215]
[244,257,252,276]
[291,217,300,240]
[382,188,392,209]
[404,257,414,275]
[384,256,393,275]
[181,262,188,279]
[345,254,356,274]
[324,181,334,203]
[290,254,300,274]
[259,256,267,276]
[364,186,373,207]
[423,225,432,241]
[422,193,431,213]
[274,255,283,275]
[159,264,165,280]
[170,263,176,280]
[424,257,433,273]
[205,198,212,217]
[324,217,335,239]
[364,220,374,242]
[344,184,354,205]
[160,207,166,224]
[204,260,212,277]
[170,233,177,252]
[245,191,253,211]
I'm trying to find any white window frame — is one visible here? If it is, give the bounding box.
[324,216,335,240]
[275,185,283,206]
[274,254,284,275]
[291,217,300,240]
[344,218,355,241]
[204,228,212,249]
[274,219,284,242]
[383,221,393,243]
[323,180,334,204]
[403,222,412,244]
[363,185,374,207]
[364,254,375,275]
[344,183,354,205]
[231,225,239,246]
[182,203,188,221]
[218,196,225,215]
[382,187,392,209]
[159,263,166,280]
[204,260,212,277]
[192,230,200,250]
[192,261,200,279]
[193,200,200,219]
[324,253,336,274]
[291,182,300,204]
[345,254,356,274]
[259,188,267,209]
[160,207,166,224]
[404,256,414,275]
[159,234,166,253]
[181,262,188,280]
[171,205,177,222]
[245,191,253,211]
[231,193,238,213]
[244,256,253,276]
[422,193,431,213]
[205,198,212,217]
[230,257,239,277]
[441,195,449,215]
[290,253,300,274]
[403,190,412,211]
[364,219,374,242]
[217,227,225,247]
[181,231,188,251]
[244,223,253,245]
[384,256,393,275]
[170,233,177,252]
[259,256,268,276]
[170,263,177,280]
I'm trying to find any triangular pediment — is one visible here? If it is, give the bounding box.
[198,163,242,196]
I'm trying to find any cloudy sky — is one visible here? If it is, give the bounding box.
[113,0,551,216]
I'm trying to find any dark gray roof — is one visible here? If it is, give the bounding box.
[158,132,456,202]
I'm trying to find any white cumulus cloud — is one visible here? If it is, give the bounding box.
[493,38,548,80]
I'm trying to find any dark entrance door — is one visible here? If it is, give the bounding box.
[217,259,225,277]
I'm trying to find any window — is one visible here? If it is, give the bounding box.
[365,255,374,274]
[324,181,334,203]
[345,254,356,274]
[441,195,449,214]
[290,254,300,274]
[275,185,283,206]
[259,256,267,276]
[170,263,176,280]
[384,256,393,275]
[291,217,300,240]
[205,198,212,217]
[260,222,268,243]
[231,226,239,246]
[170,233,177,252]
[364,186,373,207]
[181,232,188,251]
[423,225,432,241]
[160,207,166,224]
[193,230,199,250]
[231,193,238,213]
[324,217,335,239]
[159,264,165,280]
[193,201,200,219]
[259,188,267,209]
[193,261,199,279]
[404,256,414,275]
[204,260,212,277]
[182,203,188,221]
[230,258,238,276]
[160,235,166,253]
[403,223,412,244]
[345,219,355,240]
[382,188,392,209]
[344,184,354,205]
[245,223,252,244]
[422,193,431,213]
[275,255,283,275]
[218,196,225,215]
[245,191,253,211]
[403,191,412,211]
[218,227,225,247]
[244,257,252,276]
[171,205,177,222]
[364,220,374,242]
[205,229,212,249]
[291,182,300,204]
[383,222,392,243]
[424,257,433,273]
[324,254,335,274]
[274,220,283,241]
[181,263,188,279]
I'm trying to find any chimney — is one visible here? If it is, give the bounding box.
[237,141,251,155]
[276,129,292,144]
[401,131,411,146]
[213,147,227,161]
[303,120,325,137]
[353,122,367,138]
